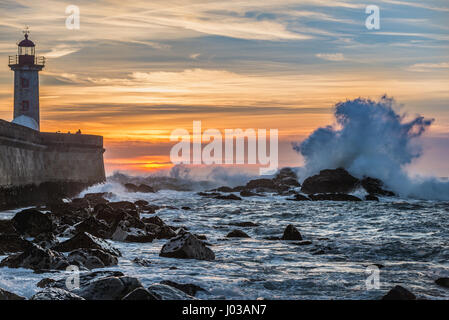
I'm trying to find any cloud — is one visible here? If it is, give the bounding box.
[408,62,449,72]
[316,53,345,61]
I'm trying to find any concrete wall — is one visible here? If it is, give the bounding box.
[0,119,105,198]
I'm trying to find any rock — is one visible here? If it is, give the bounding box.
[0,243,69,271]
[31,288,85,300]
[75,276,143,300]
[122,287,159,300]
[73,217,111,239]
[108,201,137,212]
[245,179,277,191]
[0,234,33,254]
[292,240,312,246]
[361,177,395,196]
[0,220,17,235]
[37,278,56,288]
[226,230,250,238]
[240,190,262,197]
[12,209,54,237]
[365,195,380,201]
[155,225,177,239]
[132,257,152,267]
[301,168,360,194]
[228,222,259,227]
[147,283,196,300]
[0,287,26,300]
[181,206,191,210]
[134,200,149,207]
[273,167,301,188]
[68,248,118,269]
[32,232,58,249]
[53,232,121,257]
[287,194,310,201]
[142,216,165,227]
[160,280,206,296]
[435,277,449,288]
[110,218,153,242]
[125,183,155,193]
[142,204,161,214]
[83,193,110,206]
[160,232,215,261]
[49,270,125,290]
[214,186,234,193]
[281,225,303,240]
[382,285,416,300]
[214,194,242,201]
[309,194,362,201]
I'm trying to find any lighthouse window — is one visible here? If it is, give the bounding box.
[22,100,29,111]
[21,78,29,88]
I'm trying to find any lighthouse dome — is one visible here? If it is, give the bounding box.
[12,115,39,131]
[18,34,35,47]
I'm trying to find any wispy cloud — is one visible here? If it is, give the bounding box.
[316,53,345,61]
[408,62,449,72]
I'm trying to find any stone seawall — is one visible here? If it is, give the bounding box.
[0,119,105,209]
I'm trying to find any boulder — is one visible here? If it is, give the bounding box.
[110,219,154,242]
[36,278,56,288]
[75,276,143,300]
[160,232,215,261]
[214,194,242,201]
[435,277,449,288]
[49,270,125,290]
[309,194,362,201]
[134,200,149,207]
[53,232,121,257]
[68,248,118,269]
[154,225,177,239]
[132,257,152,267]
[0,220,17,235]
[122,287,159,300]
[245,179,277,191]
[365,195,380,201]
[0,243,70,271]
[12,209,53,237]
[147,283,196,300]
[301,168,359,194]
[287,194,310,201]
[361,177,395,196]
[32,232,59,249]
[382,285,416,300]
[73,217,111,239]
[0,287,25,300]
[226,229,250,238]
[214,186,234,193]
[273,167,301,188]
[239,190,262,197]
[31,288,85,300]
[0,234,33,254]
[142,216,165,227]
[281,225,303,240]
[160,280,206,296]
[228,221,259,227]
[124,183,155,193]
[83,193,110,206]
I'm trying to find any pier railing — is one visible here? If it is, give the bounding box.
[8,55,46,67]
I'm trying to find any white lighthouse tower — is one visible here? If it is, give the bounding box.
[8,28,45,131]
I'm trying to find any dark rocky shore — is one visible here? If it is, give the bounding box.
[0,168,446,300]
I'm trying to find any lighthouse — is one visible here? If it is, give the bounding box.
[8,28,45,131]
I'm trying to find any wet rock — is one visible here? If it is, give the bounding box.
[365,195,380,201]
[245,179,277,191]
[110,218,153,242]
[132,257,152,267]
[12,209,54,237]
[435,277,449,288]
[309,194,362,201]
[31,288,85,300]
[32,232,59,249]
[108,201,137,212]
[37,278,56,288]
[240,190,262,197]
[281,225,303,241]
[301,168,360,195]
[73,217,111,239]
[68,248,118,269]
[361,177,395,196]
[287,194,310,201]
[142,216,165,227]
[147,283,196,300]
[382,285,416,300]
[125,183,155,193]
[292,240,312,246]
[181,206,191,210]
[0,287,26,300]
[142,204,161,213]
[83,193,110,206]
[0,234,33,254]
[226,229,250,238]
[197,192,221,198]
[134,200,149,207]
[49,270,125,290]
[0,243,69,271]
[195,234,207,240]
[214,194,242,201]
[160,232,215,261]
[75,276,143,300]
[160,280,206,296]
[214,186,234,193]
[122,287,159,300]
[0,220,17,235]
[53,232,121,257]
[228,221,259,227]
[155,225,177,239]
[273,167,301,188]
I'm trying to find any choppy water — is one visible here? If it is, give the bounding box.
[1,184,449,300]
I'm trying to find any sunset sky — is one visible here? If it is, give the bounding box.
[0,0,448,176]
